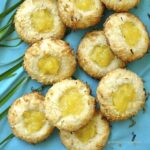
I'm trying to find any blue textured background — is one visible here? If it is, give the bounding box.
[0,0,150,150]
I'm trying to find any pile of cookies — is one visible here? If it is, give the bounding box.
[8,0,149,149]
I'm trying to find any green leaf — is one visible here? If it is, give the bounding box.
[0,76,29,107]
[0,55,24,66]
[0,106,10,121]
[0,0,23,41]
[5,73,16,79]
[0,22,12,33]
[0,11,16,40]
[0,134,14,145]
[0,20,15,41]
[0,40,23,47]
[0,26,15,42]
[0,27,15,42]
[0,0,23,20]
[0,60,23,81]
[0,12,15,30]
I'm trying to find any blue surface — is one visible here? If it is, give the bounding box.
[0,0,150,150]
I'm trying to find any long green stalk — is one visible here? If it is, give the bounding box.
[0,22,12,33]
[0,55,24,66]
[0,106,10,121]
[6,73,16,79]
[0,134,14,145]
[0,75,29,107]
[0,0,23,20]
[0,40,23,47]
[0,60,23,81]
[0,1,26,146]
[0,14,15,41]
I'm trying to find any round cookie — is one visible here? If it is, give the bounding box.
[23,38,76,85]
[57,0,104,29]
[15,0,66,43]
[78,30,125,79]
[101,0,140,12]
[44,79,95,131]
[60,111,110,150]
[104,13,149,62]
[8,92,54,144]
[97,69,146,121]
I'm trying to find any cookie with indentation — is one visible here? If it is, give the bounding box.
[8,92,54,144]
[45,79,95,131]
[57,0,104,29]
[15,0,66,43]
[104,13,149,62]
[101,0,140,12]
[23,38,76,85]
[60,111,110,150]
[78,30,125,79]
[97,69,145,121]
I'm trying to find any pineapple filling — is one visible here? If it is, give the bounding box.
[121,22,141,46]
[23,110,46,133]
[75,120,97,143]
[59,88,84,117]
[38,55,60,75]
[73,0,96,11]
[90,45,114,67]
[31,9,54,33]
[112,84,136,113]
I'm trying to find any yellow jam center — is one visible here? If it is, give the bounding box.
[23,110,46,133]
[74,0,96,11]
[121,22,141,46]
[38,55,60,75]
[31,9,54,33]
[90,45,114,67]
[59,88,84,117]
[112,84,136,113]
[75,120,97,143]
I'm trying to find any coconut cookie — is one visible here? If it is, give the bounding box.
[14,0,66,43]
[101,0,140,12]
[57,0,104,29]
[104,13,149,62]
[8,92,54,144]
[23,38,76,85]
[60,111,110,150]
[78,30,125,79]
[97,69,145,121]
[45,79,95,131]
